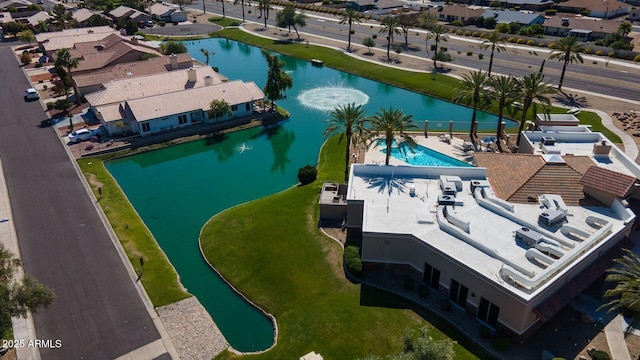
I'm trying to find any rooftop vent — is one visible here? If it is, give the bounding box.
[539,209,565,227]
[541,136,555,146]
[515,227,544,247]
[438,194,455,205]
[204,75,214,86]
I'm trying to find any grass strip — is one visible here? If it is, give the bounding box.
[77,158,190,307]
[202,136,480,360]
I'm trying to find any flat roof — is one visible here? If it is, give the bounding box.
[348,164,632,301]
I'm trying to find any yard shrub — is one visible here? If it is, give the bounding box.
[478,53,484,59]
[297,165,317,185]
[583,47,592,54]
[595,50,604,56]
[634,55,640,62]
[343,245,362,274]
[545,9,557,15]
[455,29,463,35]
[451,20,463,27]
[516,38,526,44]
[587,349,611,360]
[46,102,54,110]
[430,44,436,50]
[350,29,355,34]
[20,52,31,65]
[53,99,71,112]
[464,31,471,36]
[608,51,616,58]
[538,41,546,47]
[440,46,447,51]
[372,34,377,39]
[492,333,511,351]
[507,36,516,43]
[526,39,536,46]
[548,42,556,49]
[472,31,480,37]
[449,28,456,33]
[480,32,487,38]
[466,50,473,56]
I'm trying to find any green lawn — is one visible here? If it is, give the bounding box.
[201,136,480,360]
[77,159,190,307]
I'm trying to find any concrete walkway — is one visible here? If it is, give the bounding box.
[592,108,639,161]
[605,315,632,360]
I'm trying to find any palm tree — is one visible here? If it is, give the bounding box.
[200,48,213,65]
[54,48,79,103]
[419,12,437,56]
[481,30,507,77]
[255,0,272,28]
[515,73,556,146]
[323,103,367,181]
[600,249,640,327]
[276,6,306,40]
[366,107,417,165]
[51,4,72,30]
[379,16,400,63]
[233,0,252,22]
[452,71,491,146]
[618,22,632,38]
[220,0,226,17]
[549,36,585,91]
[488,75,519,152]
[340,8,362,52]
[430,24,448,70]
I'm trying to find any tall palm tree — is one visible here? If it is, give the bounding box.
[233,0,252,22]
[256,0,272,28]
[200,48,213,65]
[366,107,417,165]
[379,16,400,63]
[51,4,71,30]
[419,12,437,56]
[340,8,362,53]
[54,48,79,103]
[618,22,632,38]
[488,75,519,152]
[515,73,556,146]
[549,35,584,91]
[481,30,507,77]
[452,71,491,146]
[430,24,448,69]
[323,103,367,181]
[600,249,640,326]
[220,0,226,17]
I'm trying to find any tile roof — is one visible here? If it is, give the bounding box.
[85,66,224,106]
[67,34,160,72]
[148,3,174,16]
[481,10,545,24]
[0,12,13,23]
[38,27,120,52]
[73,53,193,88]
[558,0,629,12]
[26,11,50,26]
[474,153,598,205]
[72,8,96,23]
[110,5,135,18]
[125,80,264,122]
[579,166,637,197]
[36,25,115,42]
[426,5,485,18]
[543,15,620,33]
[95,103,125,123]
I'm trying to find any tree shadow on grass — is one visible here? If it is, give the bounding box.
[553,91,589,109]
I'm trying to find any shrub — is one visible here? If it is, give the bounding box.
[583,47,592,54]
[46,102,55,110]
[431,44,437,51]
[20,52,31,65]
[297,165,317,185]
[545,8,557,15]
[43,84,48,90]
[595,50,604,56]
[451,20,463,27]
[480,32,487,38]
[418,285,429,297]
[492,333,511,351]
[587,349,611,360]
[548,42,557,49]
[53,99,71,112]
[507,37,516,43]
[449,28,456,33]
[466,50,473,56]
[634,54,640,62]
[464,31,471,36]
[456,29,463,35]
[440,300,452,312]
[478,53,484,59]
[479,326,491,338]
[538,41,546,47]
[516,38,526,44]
[343,245,362,274]
[472,31,480,37]
[440,46,447,51]
[526,39,536,46]
[372,34,377,39]
[608,51,616,58]
[350,29,355,34]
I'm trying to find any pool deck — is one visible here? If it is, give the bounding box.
[362,134,477,166]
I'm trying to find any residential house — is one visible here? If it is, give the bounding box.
[543,15,620,40]
[73,52,193,96]
[109,5,151,25]
[556,0,630,18]
[423,5,485,25]
[481,9,546,27]
[0,0,31,11]
[455,0,553,11]
[72,8,99,27]
[0,11,12,24]
[85,65,264,136]
[345,0,405,13]
[345,126,640,340]
[629,8,640,21]
[26,11,50,28]
[147,3,186,23]
[36,26,119,53]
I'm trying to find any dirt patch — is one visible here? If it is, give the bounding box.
[29,73,53,83]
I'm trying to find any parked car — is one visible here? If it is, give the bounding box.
[146,20,154,27]
[68,129,93,143]
[25,88,39,101]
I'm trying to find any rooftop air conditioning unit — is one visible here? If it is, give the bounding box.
[541,136,555,146]
[470,179,490,193]
[438,195,456,205]
[539,209,565,227]
[515,227,543,247]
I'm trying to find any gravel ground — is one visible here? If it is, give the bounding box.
[157,297,229,360]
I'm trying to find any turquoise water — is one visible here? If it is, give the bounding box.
[106,39,510,352]
[384,144,473,167]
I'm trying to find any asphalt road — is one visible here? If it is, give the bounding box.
[0,48,162,359]
[190,2,640,102]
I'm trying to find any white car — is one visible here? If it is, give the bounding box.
[68,129,93,143]
[25,88,39,101]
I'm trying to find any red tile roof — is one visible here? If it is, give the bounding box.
[579,166,637,197]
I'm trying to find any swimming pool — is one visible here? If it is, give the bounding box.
[383,143,472,167]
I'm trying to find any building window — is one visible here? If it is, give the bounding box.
[423,263,441,290]
[245,102,251,111]
[178,114,187,124]
[231,104,238,111]
[449,279,469,309]
[477,297,500,328]
[141,122,150,132]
